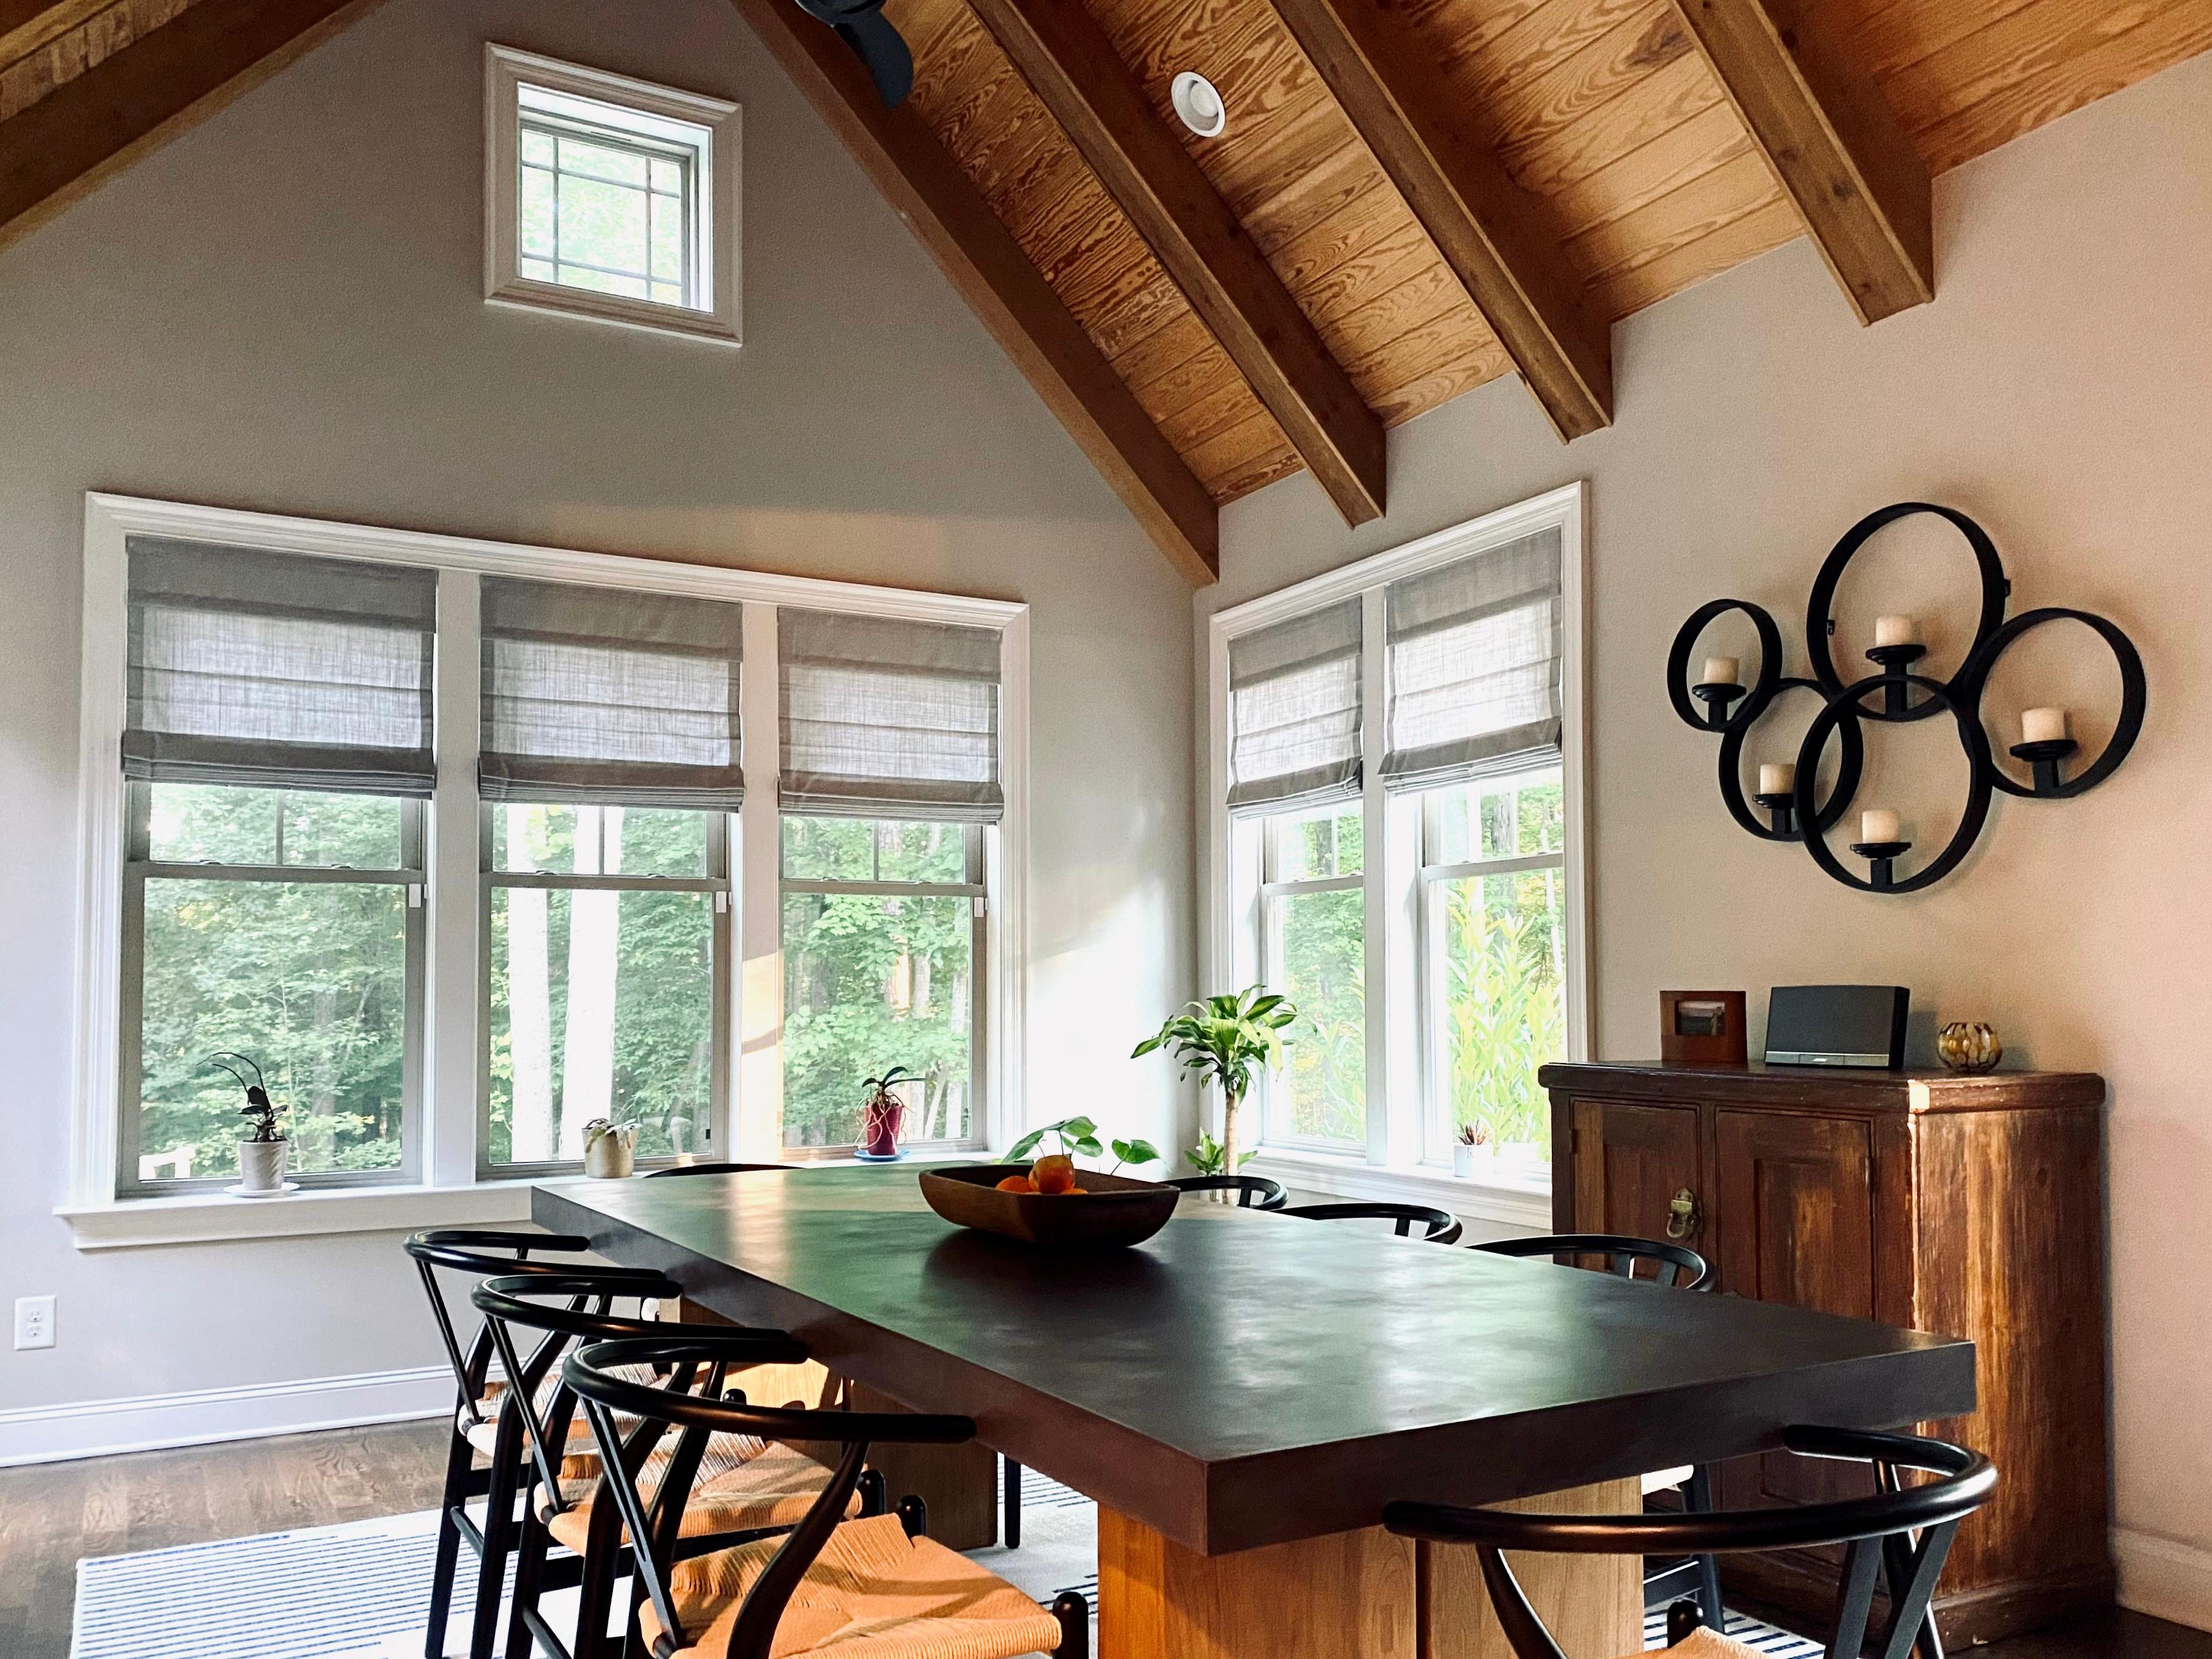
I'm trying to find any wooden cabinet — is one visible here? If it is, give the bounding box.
[1543,1062,2110,1645]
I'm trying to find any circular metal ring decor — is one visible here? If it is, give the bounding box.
[1666,502,2146,894]
[1717,677,1863,842]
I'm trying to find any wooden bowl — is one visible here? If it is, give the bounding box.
[918,1164,1179,1251]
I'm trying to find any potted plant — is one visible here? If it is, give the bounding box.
[581,1118,637,1178]
[859,1067,916,1161]
[1133,986,1296,1190]
[212,1052,289,1196]
[1186,1131,1251,1178]
[1452,1120,1493,1180]
[1009,1115,1161,1174]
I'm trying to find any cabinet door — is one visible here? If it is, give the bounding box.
[1712,1108,1877,1509]
[1568,1098,1703,1247]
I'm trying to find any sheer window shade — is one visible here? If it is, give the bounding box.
[1381,528,1562,792]
[480,577,744,810]
[124,537,438,797]
[779,609,1003,822]
[1226,597,1363,816]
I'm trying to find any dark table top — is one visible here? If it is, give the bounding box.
[535,1165,1975,1555]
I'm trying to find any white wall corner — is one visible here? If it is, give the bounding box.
[0,1366,453,1468]
[2117,1528,2212,1633]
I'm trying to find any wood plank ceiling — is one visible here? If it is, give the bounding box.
[2,0,2208,581]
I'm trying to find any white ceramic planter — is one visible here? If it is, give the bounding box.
[1452,1143,1494,1180]
[584,1127,637,1179]
[237,1138,289,1193]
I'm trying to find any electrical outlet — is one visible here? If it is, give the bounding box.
[14,1294,54,1350]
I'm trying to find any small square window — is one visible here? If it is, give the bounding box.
[485,46,741,345]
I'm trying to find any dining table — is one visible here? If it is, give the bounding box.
[534,1164,1976,1659]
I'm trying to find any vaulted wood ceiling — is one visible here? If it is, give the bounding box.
[4,0,2208,583]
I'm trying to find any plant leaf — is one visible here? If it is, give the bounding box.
[1008,1130,1045,1161]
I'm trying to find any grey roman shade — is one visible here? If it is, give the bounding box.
[1380,528,1562,792]
[778,608,1004,822]
[479,577,745,810]
[124,537,439,797]
[1225,597,1363,816]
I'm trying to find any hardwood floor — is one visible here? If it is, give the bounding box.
[0,1419,448,1659]
[0,1419,2204,1659]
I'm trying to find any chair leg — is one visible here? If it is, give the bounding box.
[468,1451,521,1659]
[1686,1465,1724,1631]
[569,1494,626,1659]
[1004,1458,1022,1549]
[504,1505,550,1659]
[426,1428,475,1659]
[1051,1591,1090,1659]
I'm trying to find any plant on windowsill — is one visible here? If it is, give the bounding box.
[1452,1120,1494,1180]
[581,1118,637,1178]
[1133,986,1297,1191]
[212,1052,290,1196]
[859,1067,916,1161]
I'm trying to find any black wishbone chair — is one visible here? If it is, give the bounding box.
[1472,1234,1721,1625]
[1164,1174,1289,1209]
[1386,1428,1996,1659]
[567,1334,1091,1659]
[405,1229,646,1659]
[473,1274,876,1659]
[1280,1200,1464,1243]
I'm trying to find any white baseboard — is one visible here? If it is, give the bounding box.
[0,1365,452,1467]
[2117,1528,2212,1632]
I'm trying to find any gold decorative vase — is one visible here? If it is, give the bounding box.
[1936,1021,2002,1074]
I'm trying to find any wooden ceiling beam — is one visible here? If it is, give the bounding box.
[964,0,1387,526]
[726,0,1220,582]
[0,0,385,254]
[0,0,108,69]
[1667,0,1933,324]
[1267,0,1612,443]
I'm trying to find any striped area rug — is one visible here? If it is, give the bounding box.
[71,1473,1830,1659]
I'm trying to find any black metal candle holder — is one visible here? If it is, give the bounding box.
[1690,681,1747,729]
[2008,737,2078,795]
[1849,840,1913,890]
[1667,502,2147,895]
[1863,642,1929,717]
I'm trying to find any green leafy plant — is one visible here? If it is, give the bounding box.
[1186,1130,1254,1176]
[210,1052,286,1143]
[1008,1115,1161,1174]
[1133,986,1296,1183]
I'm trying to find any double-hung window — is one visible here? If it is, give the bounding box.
[1209,485,1587,1201]
[76,496,1022,1230]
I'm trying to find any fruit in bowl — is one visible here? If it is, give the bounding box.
[919,1162,1174,1250]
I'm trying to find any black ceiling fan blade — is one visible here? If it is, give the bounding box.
[833,9,913,108]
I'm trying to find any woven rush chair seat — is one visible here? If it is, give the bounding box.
[643,1511,1065,1659]
[544,1439,858,1555]
[1626,1627,1766,1659]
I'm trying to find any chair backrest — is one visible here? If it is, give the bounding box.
[644,1161,793,1177]
[568,1334,975,1659]
[1166,1174,1289,1210]
[469,1270,800,1508]
[1474,1233,1710,1290]
[1281,1201,1463,1243]
[402,1228,614,1425]
[1385,1427,1996,1659]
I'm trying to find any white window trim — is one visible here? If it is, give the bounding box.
[1204,481,1590,1207]
[484,45,743,346]
[67,492,1028,1246]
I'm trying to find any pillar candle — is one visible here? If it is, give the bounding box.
[2022,706,2069,744]
[1701,655,1740,686]
[1759,763,1795,795]
[1860,808,1900,844]
[1873,615,1920,647]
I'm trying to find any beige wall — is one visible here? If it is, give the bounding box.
[0,0,1196,1420]
[1204,49,2212,1625]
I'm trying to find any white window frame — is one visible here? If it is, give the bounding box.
[484,45,743,346]
[64,494,1026,1246]
[1204,483,1590,1225]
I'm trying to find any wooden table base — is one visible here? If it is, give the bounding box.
[1098,1478,1639,1659]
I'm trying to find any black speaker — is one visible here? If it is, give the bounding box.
[1764,985,1909,1069]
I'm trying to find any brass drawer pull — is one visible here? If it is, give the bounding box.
[1666,1188,1701,1240]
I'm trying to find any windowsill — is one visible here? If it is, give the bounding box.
[57,1180,540,1251]
[1244,1147,1553,1229]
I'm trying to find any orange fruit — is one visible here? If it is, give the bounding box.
[995,1175,1038,1193]
[1031,1154,1077,1194]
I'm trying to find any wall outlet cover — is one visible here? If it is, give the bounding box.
[14,1294,55,1350]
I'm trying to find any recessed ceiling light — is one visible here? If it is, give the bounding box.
[1170,71,1226,138]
